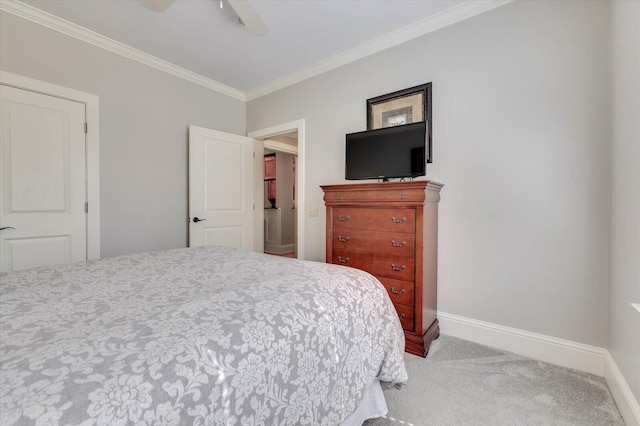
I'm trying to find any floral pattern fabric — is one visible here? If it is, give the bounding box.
[1,246,407,425]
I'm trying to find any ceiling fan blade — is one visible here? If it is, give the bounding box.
[143,0,176,12]
[227,0,269,36]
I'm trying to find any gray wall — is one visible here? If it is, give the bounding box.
[0,11,245,258]
[247,1,612,347]
[610,0,640,403]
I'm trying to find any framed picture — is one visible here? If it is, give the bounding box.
[366,83,432,162]
[367,83,431,130]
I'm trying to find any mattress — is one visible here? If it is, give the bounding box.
[0,246,407,425]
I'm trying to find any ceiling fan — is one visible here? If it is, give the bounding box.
[142,0,268,36]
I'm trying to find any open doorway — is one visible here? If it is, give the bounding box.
[262,133,297,257]
[248,119,306,260]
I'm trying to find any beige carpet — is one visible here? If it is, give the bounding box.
[364,335,623,426]
[265,251,296,258]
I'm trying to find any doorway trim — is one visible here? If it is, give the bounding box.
[0,71,101,260]
[264,139,297,155]
[248,119,305,260]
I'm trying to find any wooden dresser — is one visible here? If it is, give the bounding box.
[321,181,443,357]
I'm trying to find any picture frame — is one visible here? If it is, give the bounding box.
[366,83,432,163]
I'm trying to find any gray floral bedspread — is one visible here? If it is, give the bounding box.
[0,246,407,425]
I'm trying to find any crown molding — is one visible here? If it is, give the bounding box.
[1,0,513,103]
[0,0,246,101]
[245,0,513,101]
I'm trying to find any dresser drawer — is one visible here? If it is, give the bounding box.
[332,250,414,281]
[394,303,415,332]
[332,229,415,257]
[378,276,415,306]
[332,207,415,233]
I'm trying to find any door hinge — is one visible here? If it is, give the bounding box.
[253,203,255,210]
[84,122,88,134]
[253,151,256,158]
[85,202,88,213]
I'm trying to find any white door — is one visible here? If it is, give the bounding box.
[189,125,254,250]
[0,85,87,272]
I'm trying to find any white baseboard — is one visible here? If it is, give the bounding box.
[438,311,639,425]
[438,311,606,375]
[604,351,640,426]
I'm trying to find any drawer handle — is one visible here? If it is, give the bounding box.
[391,240,406,248]
[391,263,406,272]
[338,256,350,263]
[399,313,406,319]
[338,214,350,221]
[391,216,406,224]
[390,287,405,295]
[337,235,350,243]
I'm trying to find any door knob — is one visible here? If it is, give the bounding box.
[192,217,207,223]
[0,227,16,231]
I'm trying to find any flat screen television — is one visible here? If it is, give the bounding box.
[345,121,428,181]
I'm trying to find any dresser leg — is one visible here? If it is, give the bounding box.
[404,319,440,357]
[423,318,440,354]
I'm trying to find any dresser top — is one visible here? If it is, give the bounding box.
[321,180,443,205]
[320,180,443,192]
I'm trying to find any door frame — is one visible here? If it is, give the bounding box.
[248,119,305,260]
[0,71,101,260]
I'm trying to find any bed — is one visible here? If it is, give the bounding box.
[0,246,407,425]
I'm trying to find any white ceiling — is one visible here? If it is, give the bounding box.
[17,0,480,94]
